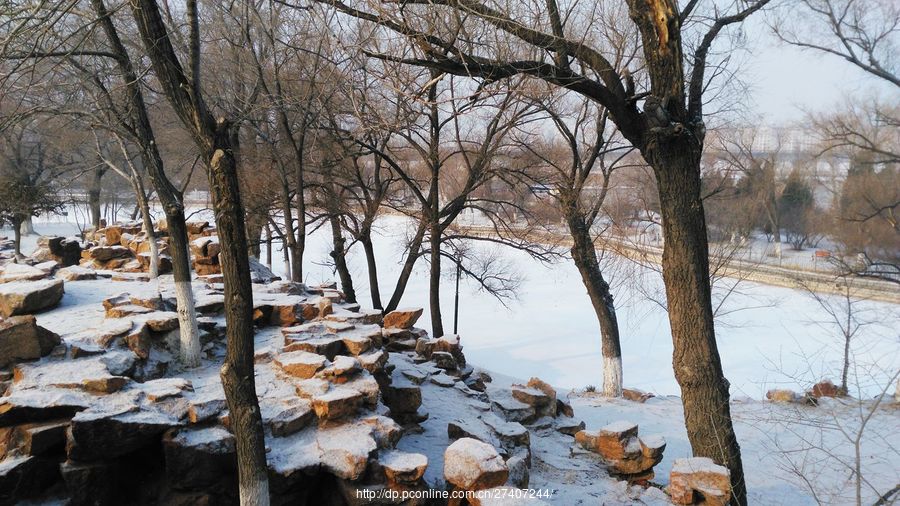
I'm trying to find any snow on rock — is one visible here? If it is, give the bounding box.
[383,307,423,329]
[380,450,428,486]
[311,387,364,422]
[56,265,97,281]
[669,456,732,505]
[274,350,328,379]
[0,278,64,317]
[443,437,509,491]
[0,315,60,367]
[0,263,47,284]
[316,423,378,480]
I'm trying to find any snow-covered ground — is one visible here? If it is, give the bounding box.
[4,214,898,505]
[5,214,899,400]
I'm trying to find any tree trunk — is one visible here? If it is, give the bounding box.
[328,211,356,304]
[207,125,270,505]
[265,224,272,268]
[292,147,306,283]
[360,230,382,310]
[134,182,159,279]
[88,168,103,230]
[12,217,22,257]
[653,149,746,505]
[19,217,35,236]
[166,207,201,366]
[567,212,623,397]
[428,221,444,338]
[384,222,427,313]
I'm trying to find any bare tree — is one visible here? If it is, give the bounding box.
[300,2,775,498]
[126,1,269,503]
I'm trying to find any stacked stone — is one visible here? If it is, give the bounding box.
[574,421,666,482]
[668,457,732,505]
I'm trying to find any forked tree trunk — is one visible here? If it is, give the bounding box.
[328,210,356,303]
[652,149,745,505]
[567,213,623,397]
[93,0,200,367]
[207,125,270,505]
[384,221,427,313]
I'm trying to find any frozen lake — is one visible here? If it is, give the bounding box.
[6,214,899,398]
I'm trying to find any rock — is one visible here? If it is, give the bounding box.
[554,418,585,436]
[668,457,732,505]
[506,450,530,488]
[163,426,236,491]
[383,308,423,329]
[294,378,331,399]
[575,422,665,477]
[381,450,428,486]
[7,420,69,456]
[0,315,61,367]
[140,378,193,402]
[809,379,843,398]
[60,460,123,506]
[511,385,554,417]
[46,236,82,266]
[431,372,457,388]
[262,398,314,437]
[0,263,47,283]
[766,389,800,403]
[68,407,182,461]
[383,379,422,414]
[491,396,536,423]
[312,388,364,422]
[448,420,497,447]
[341,334,372,356]
[125,322,151,360]
[82,375,129,394]
[0,455,61,505]
[57,265,97,281]
[274,351,328,379]
[0,278,65,317]
[90,245,132,262]
[357,349,388,373]
[432,351,458,370]
[556,398,574,418]
[622,388,655,403]
[106,304,153,318]
[188,397,227,424]
[444,438,509,491]
[283,335,345,360]
[317,423,378,480]
[315,355,361,383]
[481,414,530,449]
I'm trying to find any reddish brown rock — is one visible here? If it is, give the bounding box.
[669,457,732,505]
[0,315,61,368]
[383,308,423,329]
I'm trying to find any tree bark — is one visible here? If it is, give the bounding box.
[428,220,444,337]
[566,212,623,397]
[328,210,356,304]
[19,217,35,236]
[133,180,159,279]
[652,148,746,505]
[360,230,382,310]
[207,123,270,505]
[12,217,22,257]
[88,167,104,229]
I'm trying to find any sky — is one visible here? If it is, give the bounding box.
[739,14,896,125]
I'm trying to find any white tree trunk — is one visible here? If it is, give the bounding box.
[603,356,623,398]
[174,280,201,367]
[148,237,160,279]
[19,217,35,236]
[239,478,270,506]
